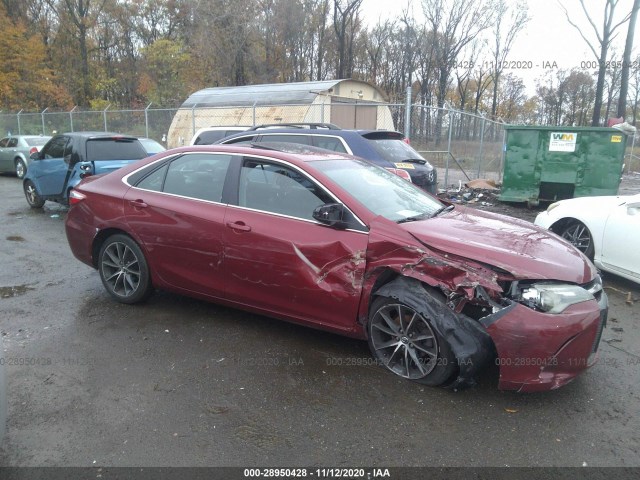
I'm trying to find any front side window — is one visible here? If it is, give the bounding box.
[0,138,8,148]
[42,136,70,159]
[238,158,332,220]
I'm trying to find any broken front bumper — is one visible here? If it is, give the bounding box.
[483,292,608,392]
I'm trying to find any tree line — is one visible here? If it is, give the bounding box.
[0,0,638,127]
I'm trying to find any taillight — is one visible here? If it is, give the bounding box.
[403,137,411,145]
[385,168,412,182]
[29,147,38,154]
[68,189,86,205]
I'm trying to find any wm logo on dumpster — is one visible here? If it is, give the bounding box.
[549,132,578,152]
[552,133,575,141]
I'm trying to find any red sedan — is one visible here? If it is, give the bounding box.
[64,144,607,392]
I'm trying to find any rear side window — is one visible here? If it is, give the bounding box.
[312,136,348,153]
[259,134,311,145]
[86,139,147,161]
[135,153,233,203]
[194,129,245,145]
[222,135,257,145]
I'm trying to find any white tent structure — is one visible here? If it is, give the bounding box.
[167,79,394,147]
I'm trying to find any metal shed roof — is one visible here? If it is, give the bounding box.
[181,80,346,108]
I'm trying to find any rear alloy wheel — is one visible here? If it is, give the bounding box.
[24,180,45,208]
[98,234,153,304]
[15,159,27,179]
[367,296,456,386]
[559,220,594,260]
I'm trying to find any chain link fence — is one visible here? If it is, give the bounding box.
[0,103,504,190]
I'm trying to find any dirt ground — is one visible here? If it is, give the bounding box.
[438,171,640,223]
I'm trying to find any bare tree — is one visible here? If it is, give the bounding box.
[333,0,363,78]
[422,0,493,144]
[489,0,529,121]
[616,0,640,118]
[559,0,631,126]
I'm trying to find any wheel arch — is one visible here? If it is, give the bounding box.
[91,228,142,269]
[370,275,495,390]
[548,216,598,260]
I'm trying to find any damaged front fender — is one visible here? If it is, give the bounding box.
[374,276,495,390]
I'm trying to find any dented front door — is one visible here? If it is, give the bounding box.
[223,158,368,332]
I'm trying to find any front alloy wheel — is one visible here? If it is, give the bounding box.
[99,234,153,304]
[24,180,45,208]
[559,221,594,260]
[368,296,456,386]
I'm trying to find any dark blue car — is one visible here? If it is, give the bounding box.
[23,132,148,208]
[216,124,438,194]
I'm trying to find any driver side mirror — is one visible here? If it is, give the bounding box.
[313,203,348,229]
[30,151,41,160]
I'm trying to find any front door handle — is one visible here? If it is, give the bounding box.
[226,221,251,232]
[129,199,148,208]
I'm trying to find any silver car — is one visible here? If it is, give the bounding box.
[0,135,52,179]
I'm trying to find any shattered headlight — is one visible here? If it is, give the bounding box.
[520,283,595,314]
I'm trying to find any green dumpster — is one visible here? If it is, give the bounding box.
[499,126,627,205]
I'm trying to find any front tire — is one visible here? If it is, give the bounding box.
[558,220,594,260]
[24,180,45,208]
[15,159,27,179]
[98,234,153,304]
[367,295,456,386]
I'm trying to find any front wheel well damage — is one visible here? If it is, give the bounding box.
[369,276,498,390]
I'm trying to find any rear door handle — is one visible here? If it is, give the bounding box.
[129,199,148,208]
[226,221,251,232]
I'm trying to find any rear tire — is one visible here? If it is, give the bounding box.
[24,180,45,208]
[98,234,153,304]
[367,295,457,386]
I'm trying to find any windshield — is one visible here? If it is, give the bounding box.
[367,138,427,164]
[311,158,442,222]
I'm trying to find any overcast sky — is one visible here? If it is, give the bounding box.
[363,0,638,94]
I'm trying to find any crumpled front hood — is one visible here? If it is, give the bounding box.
[400,206,595,284]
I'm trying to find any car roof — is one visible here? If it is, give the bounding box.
[59,131,138,139]
[167,143,355,165]
[219,127,403,141]
[5,135,50,138]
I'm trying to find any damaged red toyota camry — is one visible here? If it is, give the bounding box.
[65,144,607,392]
